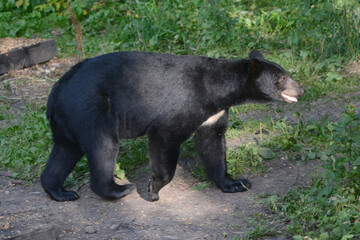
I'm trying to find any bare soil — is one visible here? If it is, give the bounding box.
[0,56,359,240]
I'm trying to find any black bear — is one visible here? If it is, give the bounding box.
[41,50,304,202]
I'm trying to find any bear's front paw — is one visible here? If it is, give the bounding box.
[148,192,160,202]
[220,179,251,193]
[147,179,160,201]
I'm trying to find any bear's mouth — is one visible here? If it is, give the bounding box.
[281,92,298,103]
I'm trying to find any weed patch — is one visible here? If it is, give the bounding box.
[0,105,51,180]
[259,106,360,239]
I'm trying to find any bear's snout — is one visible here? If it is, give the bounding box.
[280,78,305,103]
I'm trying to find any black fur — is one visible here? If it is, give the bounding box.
[41,50,304,201]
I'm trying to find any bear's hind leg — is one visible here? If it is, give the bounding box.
[41,143,83,201]
[86,130,134,200]
[194,110,251,193]
[147,129,181,201]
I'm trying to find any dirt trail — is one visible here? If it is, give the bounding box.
[0,58,359,239]
[1,157,320,240]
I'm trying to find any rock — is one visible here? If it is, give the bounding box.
[50,62,60,68]
[10,179,25,185]
[0,170,13,177]
[109,224,119,231]
[10,226,56,240]
[85,225,97,234]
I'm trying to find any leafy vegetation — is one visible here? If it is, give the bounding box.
[255,106,360,239]
[1,0,360,239]
[2,0,360,58]
[0,104,51,181]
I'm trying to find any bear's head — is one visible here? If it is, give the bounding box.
[245,50,304,103]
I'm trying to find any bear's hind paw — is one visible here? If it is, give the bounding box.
[46,189,80,202]
[93,183,135,200]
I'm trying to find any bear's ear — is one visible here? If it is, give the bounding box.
[249,58,261,75]
[249,50,265,61]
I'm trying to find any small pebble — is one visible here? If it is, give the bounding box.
[85,225,97,234]
[50,63,60,68]
[109,224,119,231]
[10,179,24,185]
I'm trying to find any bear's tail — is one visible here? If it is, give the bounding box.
[46,60,87,120]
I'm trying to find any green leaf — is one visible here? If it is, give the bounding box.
[29,147,38,153]
[353,157,360,166]
[326,71,343,81]
[319,232,329,240]
[308,152,316,159]
[149,36,157,46]
[341,234,354,240]
[258,147,275,159]
[15,0,23,8]
[114,163,125,179]
[292,236,303,240]
[327,122,335,131]
[192,181,211,190]
[320,185,333,197]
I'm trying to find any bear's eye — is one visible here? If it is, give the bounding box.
[278,76,286,85]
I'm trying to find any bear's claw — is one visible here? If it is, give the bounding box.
[220,179,251,193]
[46,189,80,202]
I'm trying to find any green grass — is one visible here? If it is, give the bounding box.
[2,0,360,58]
[245,213,278,239]
[225,105,360,238]
[253,106,360,239]
[1,0,360,238]
[0,104,52,181]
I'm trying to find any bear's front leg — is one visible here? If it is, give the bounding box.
[147,129,181,201]
[194,110,251,193]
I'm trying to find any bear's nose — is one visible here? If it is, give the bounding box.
[298,86,305,97]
